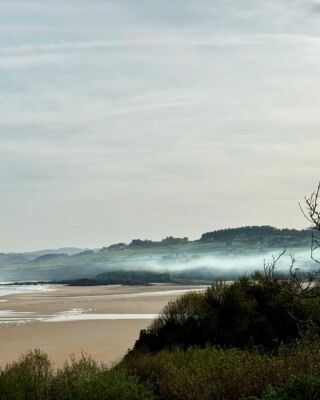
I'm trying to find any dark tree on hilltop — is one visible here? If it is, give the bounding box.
[200,225,309,244]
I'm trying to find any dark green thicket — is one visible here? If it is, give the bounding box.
[121,271,320,399]
[133,274,320,352]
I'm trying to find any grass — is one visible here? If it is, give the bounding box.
[120,337,320,400]
[2,338,320,400]
[253,376,320,400]
[0,350,155,400]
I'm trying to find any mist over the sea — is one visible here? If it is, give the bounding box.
[0,247,314,283]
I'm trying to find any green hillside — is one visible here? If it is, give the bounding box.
[0,226,312,283]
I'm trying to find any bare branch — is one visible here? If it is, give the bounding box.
[300,182,320,276]
[263,250,286,279]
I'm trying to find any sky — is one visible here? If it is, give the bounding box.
[0,0,320,252]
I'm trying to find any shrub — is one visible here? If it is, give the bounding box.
[248,376,320,400]
[133,275,320,352]
[0,350,53,400]
[121,338,320,400]
[51,354,154,400]
[0,351,154,400]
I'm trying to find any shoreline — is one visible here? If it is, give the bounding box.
[0,283,205,367]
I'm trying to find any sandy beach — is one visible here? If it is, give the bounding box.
[0,284,205,367]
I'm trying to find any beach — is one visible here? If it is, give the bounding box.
[0,284,205,367]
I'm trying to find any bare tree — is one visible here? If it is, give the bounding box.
[300,182,320,267]
[262,183,320,298]
[262,249,318,298]
[263,249,286,279]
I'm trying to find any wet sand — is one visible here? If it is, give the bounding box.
[0,284,205,367]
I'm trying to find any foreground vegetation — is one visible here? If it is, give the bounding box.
[133,272,320,352]
[1,270,320,400]
[117,270,320,399]
[2,335,320,400]
[121,337,320,400]
[0,351,154,400]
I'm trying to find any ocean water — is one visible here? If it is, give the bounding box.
[0,310,38,325]
[45,309,158,322]
[0,308,158,324]
[0,285,205,325]
[62,287,208,301]
[0,283,55,297]
[0,284,54,324]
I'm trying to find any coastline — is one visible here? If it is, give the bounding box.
[0,283,205,367]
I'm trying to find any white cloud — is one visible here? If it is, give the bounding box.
[0,0,319,251]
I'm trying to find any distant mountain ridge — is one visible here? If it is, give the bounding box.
[0,248,85,265]
[107,225,310,249]
[0,226,310,261]
[0,226,312,283]
[200,226,309,243]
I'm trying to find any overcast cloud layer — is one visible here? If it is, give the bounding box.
[0,0,319,252]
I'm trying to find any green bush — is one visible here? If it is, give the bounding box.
[51,354,154,400]
[134,274,320,352]
[121,338,320,400]
[0,350,154,400]
[246,376,320,400]
[0,349,53,400]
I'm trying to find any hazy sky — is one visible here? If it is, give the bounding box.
[1,0,320,252]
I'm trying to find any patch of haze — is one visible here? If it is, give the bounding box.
[0,249,314,283]
[104,249,313,276]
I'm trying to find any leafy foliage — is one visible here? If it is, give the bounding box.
[0,351,154,400]
[134,274,320,352]
[246,376,320,400]
[121,338,320,400]
[0,350,52,400]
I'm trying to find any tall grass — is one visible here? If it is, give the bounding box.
[0,350,154,400]
[121,337,320,400]
[1,341,320,400]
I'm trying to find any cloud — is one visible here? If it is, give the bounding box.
[0,0,319,251]
[0,39,176,54]
[0,53,66,69]
[2,31,320,58]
